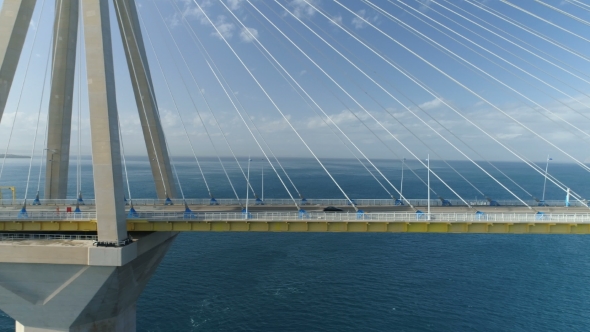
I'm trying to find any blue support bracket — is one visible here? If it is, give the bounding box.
[394,199,404,206]
[242,208,252,219]
[18,206,28,219]
[475,211,486,220]
[415,210,425,220]
[74,205,82,213]
[255,197,264,205]
[346,199,357,206]
[32,193,41,206]
[489,200,500,207]
[535,211,546,220]
[356,209,365,220]
[77,193,85,205]
[538,200,548,207]
[127,206,140,218]
[441,199,452,207]
[164,197,174,206]
[210,197,219,206]
[301,198,308,205]
[298,209,309,219]
[183,205,196,219]
[124,196,129,205]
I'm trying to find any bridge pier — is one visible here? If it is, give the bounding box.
[0,232,177,332]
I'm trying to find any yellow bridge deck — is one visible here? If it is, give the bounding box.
[1,219,589,234]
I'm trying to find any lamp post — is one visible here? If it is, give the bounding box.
[245,156,251,218]
[400,158,405,198]
[542,155,551,202]
[261,159,264,202]
[427,154,430,221]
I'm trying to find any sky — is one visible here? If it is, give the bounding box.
[1,0,590,166]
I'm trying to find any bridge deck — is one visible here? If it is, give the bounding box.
[0,205,589,234]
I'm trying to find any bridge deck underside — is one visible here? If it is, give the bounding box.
[1,220,589,234]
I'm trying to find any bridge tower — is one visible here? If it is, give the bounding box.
[0,0,178,330]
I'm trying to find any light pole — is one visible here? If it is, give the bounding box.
[245,156,251,218]
[261,159,264,202]
[427,154,430,221]
[400,158,405,198]
[542,155,551,202]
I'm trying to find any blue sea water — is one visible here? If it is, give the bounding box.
[1,157,590,331]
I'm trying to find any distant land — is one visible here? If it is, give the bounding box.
[0,154,27,158]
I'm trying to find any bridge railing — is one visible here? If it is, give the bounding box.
[130,211,590,223]
[0,211,96,220]
[2,210,590,223]
[1,198,583,207]
[0,233,98,241]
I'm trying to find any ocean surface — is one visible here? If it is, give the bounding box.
[1,157,590,331]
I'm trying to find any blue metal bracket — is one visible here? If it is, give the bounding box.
[18,206,28,219]
[127,207,140,218]
[298,209,309,219]
[210,197,219,206]
[415,210,425,220]
[32,193,41,206]
[356,210,365,219]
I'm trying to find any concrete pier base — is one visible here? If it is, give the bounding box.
[0,232,177,331]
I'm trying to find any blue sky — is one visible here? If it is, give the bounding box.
[2,0,590,165]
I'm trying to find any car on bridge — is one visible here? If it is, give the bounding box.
[323,206,343,212]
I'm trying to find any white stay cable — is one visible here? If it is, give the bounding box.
[534,0,590,28]
[154,1,249,200]
[117,116,133,201]
[138,4,213,199]
[334,1,590,174]
[227,1,403,202]
[76,2,83,197]
[114,0,168,196]
[501,1,590,44]
[170,0,253,204]
[25,36,52,201]
[563,0,590,13]
[270,0,483,206]
[229,1,418,204]
[450,0,590,81]
[194,0,355,210]
[366,1,590,142]
[258,2,460,200]
[388,0,590,123]
[328,0,587,206]
[0,0,48,185]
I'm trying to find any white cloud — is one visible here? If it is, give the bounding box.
[287,0,318,19]
[351,9,379,29]
[226,0,242,11]
[212,15,235,39]
[239,27,259,43]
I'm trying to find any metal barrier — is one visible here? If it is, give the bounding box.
[1,198,585,207]
[0,233,98,241]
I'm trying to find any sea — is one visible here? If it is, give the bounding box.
[1,157,590,331]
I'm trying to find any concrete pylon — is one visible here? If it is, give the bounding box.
[113,0,177,199]
[44,0,79,200]
[82,0,127,243]
[0,232,178,332]
[0,0,37,123]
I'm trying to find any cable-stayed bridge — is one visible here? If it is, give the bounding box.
[1,0,590,330]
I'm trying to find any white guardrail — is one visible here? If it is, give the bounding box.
[2,211,590,223]
[0,198,584,207]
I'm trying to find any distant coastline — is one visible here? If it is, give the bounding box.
[0,154,27,158]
